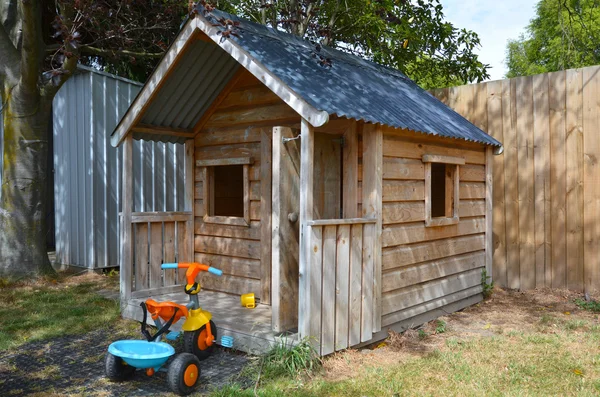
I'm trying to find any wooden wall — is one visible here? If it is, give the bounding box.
[194,70,298,302]
[431,66,600,292]
[379,128,488,327]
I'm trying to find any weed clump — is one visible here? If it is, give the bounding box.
[260,337,322,379]
[481,270,494,299]
[574,298,600,312]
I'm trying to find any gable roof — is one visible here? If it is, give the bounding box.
[111,7,501,148]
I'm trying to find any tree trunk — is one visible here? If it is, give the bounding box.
[0,85,54,277]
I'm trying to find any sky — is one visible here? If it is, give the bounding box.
[439,0,539,81]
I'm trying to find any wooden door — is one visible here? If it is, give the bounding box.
[271,127,301,332]
[313,133,342,219]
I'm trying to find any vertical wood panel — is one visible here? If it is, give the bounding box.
[177,221,187,284]
[486,81,507,286]
[149,222,163,288]
[583,66,600,293]
[549,71,567,289]
[504,79,520,290]
[134,223,149,290]
[120,135,134,302]
[343,122,358,218]
[485,148,493,280]
[321,225,337,355]
[348,224,363,346]
[163,222,176,286]
[335,225,350,351]
[308,225,322,347]
[361,223,374,341]
[516,76,535,290]
[532,73,550,288]
[565,69,584,291]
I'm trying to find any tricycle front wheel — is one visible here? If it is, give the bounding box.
[183,320,217,360]
[105,352,135,381]
[167,353,202,396]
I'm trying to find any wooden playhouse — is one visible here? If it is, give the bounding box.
[111,7,502,355]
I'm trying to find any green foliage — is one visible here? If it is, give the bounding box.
[260,337,322,379]
[481,270,494,299]
[435,319,447,334]
[506,0,600,77]
[418,329,429,339]
[215,0,489,88]
[574,298,600,312]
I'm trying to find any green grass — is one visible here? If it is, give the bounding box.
[0,274,121,350]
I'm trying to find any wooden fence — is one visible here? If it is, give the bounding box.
[431,65,600,292]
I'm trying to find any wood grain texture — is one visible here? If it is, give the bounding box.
[260,129,272,305]
[149,222,163,289]
[120,136,134,302]
[335,225,351,351]
[321,225,337,355]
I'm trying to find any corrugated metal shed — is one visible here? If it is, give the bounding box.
[51,67,186,269]
[204,8,500,147]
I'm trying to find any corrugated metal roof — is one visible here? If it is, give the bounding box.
[200,8,501,147]
[140,39,240,132]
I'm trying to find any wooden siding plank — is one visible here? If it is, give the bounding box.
[383,251,485,292]
[382,234,485,270]
[195,220,261,240]
[361,223,374,341]
[486,80,507,286]
[566,68,584,291]
[459,182,486,199]
[321,225,337,355]
[149,222,163,289]
[549,71,567,289]
[459,200,486,218]
[382,202,425,224]
[335,225,351,351]
[382,134,485,165]
[383,180,425,202]
[349,224,363,346]
[260,129,272,305]
[382,217,486,247]
[194,235,261,260]
[381,157,425,180]
[205,103,298,129]
[195,127,262,147]
[134,223,149,291]
[194,252,260,279]
[176,221,187,284]
[382,285,482,327]
[382,267,482,315]
[583,66,600,293]
[459,164,486,182]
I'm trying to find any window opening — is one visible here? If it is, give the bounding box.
[210,165,244,218]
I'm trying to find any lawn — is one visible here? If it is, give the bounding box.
[1,272,599,396]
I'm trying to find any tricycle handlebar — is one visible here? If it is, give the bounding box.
[161,262,222,286]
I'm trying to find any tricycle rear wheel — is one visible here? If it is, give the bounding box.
[183,320,217,360]
[167,353,201,396]
[105,352,135,381]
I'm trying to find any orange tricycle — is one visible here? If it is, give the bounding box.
[105,262,222,395]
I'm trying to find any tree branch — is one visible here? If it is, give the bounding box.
[0,22,19,85]
[19,0,43,91]
[79,45,164,59]
[40,53,78,99]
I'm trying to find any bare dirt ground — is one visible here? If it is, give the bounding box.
[324,287,600,381]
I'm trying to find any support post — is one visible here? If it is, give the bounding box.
[120,135,134,309]
[298,118,314,339]
[184,139,195,262]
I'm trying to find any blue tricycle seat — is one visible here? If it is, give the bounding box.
[108,340,175,369]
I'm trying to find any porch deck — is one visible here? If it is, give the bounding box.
[122,290,297,355]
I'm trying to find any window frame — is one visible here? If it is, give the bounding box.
[197,157,253,227]
[422,154,465,227]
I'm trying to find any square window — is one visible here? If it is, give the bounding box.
[211,165,244,218]
[423,154,464,227]
[197,157,253,227]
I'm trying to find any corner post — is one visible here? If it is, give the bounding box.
[486,146,494,283]
[120,135,134,309]
[298,118,314,339]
